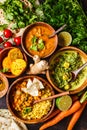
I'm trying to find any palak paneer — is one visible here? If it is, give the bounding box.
[50,50,87,91]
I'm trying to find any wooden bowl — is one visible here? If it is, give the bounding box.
[46,46,87,94]
[21,22,58,58]
[0,47,27,78]
[0,72,9,98]
[6,75,55,124]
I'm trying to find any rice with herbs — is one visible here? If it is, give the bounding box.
[12,80,53,120]
[22,100,52,119]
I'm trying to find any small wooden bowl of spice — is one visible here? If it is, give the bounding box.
[0,72,9,98]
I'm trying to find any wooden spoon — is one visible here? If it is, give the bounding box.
[71,62,87,81]
[48,24,67,38]
[33,91,69,104]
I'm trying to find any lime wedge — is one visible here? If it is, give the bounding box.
[56,95,72,111]
[58,31,72,47]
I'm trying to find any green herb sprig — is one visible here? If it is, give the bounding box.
[30,36,45,51]
[0,68,9,73]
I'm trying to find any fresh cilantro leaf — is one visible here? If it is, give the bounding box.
[11,23,18,30]
[38,39,45,50]
[0,24,8,31]
[6,13,14,20]
[30,44,37,51]
[18,21,25,28]
[0,68,9,73]
[32,36,37,44]
[23,107,32,114]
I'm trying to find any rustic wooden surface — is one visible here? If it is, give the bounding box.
[0,94,87,130]
[0,0,87,130]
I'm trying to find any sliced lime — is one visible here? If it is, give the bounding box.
[58,31,72,47]
[56,95,72,111]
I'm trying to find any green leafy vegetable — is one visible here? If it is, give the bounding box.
[38,0,87,53]
[30,36,45,51]
[37,39,45,50]
[30,44,37,51]
[23,107,32,114]
[32,36,37,44]
[0,0,87,53]
[30,36,37,51]
[0,24,8,30]
[0,0,39,29]
[0,68,9,73]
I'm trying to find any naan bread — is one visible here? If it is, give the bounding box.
[0,109,28,130]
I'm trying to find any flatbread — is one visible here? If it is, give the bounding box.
[2,56,11,72]
[0,109,28,130]
[8,48,23,62]
[11,59,27,76]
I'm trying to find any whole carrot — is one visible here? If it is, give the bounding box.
[67,101,87,130]
[39,100,81,130]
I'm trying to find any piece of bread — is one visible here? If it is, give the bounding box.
[0,109,28,130]
[8,48,23,62]
[2,56,11,72]
[11,59,27,76]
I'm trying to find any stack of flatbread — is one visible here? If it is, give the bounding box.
[0,109,28,130]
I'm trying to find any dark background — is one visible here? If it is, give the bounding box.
[0,0,87,130]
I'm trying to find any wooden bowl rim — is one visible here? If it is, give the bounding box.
[6,75,55,124]
[0,72,9,98]
[46,46,87,94]
[21,22,58,58]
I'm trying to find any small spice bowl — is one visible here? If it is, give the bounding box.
[21,22,58,58]
[0,72,9,98]
[46,46,87,94]
[6,75,55,124]
[0,47,28,78]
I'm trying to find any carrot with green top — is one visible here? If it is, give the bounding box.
[67,101,87,130]
[39,100,81,130]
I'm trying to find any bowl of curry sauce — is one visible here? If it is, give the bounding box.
[21,22,58,58]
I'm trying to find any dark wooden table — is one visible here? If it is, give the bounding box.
[0,0,87,130]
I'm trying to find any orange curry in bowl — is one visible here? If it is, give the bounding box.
[22,22,58,58]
